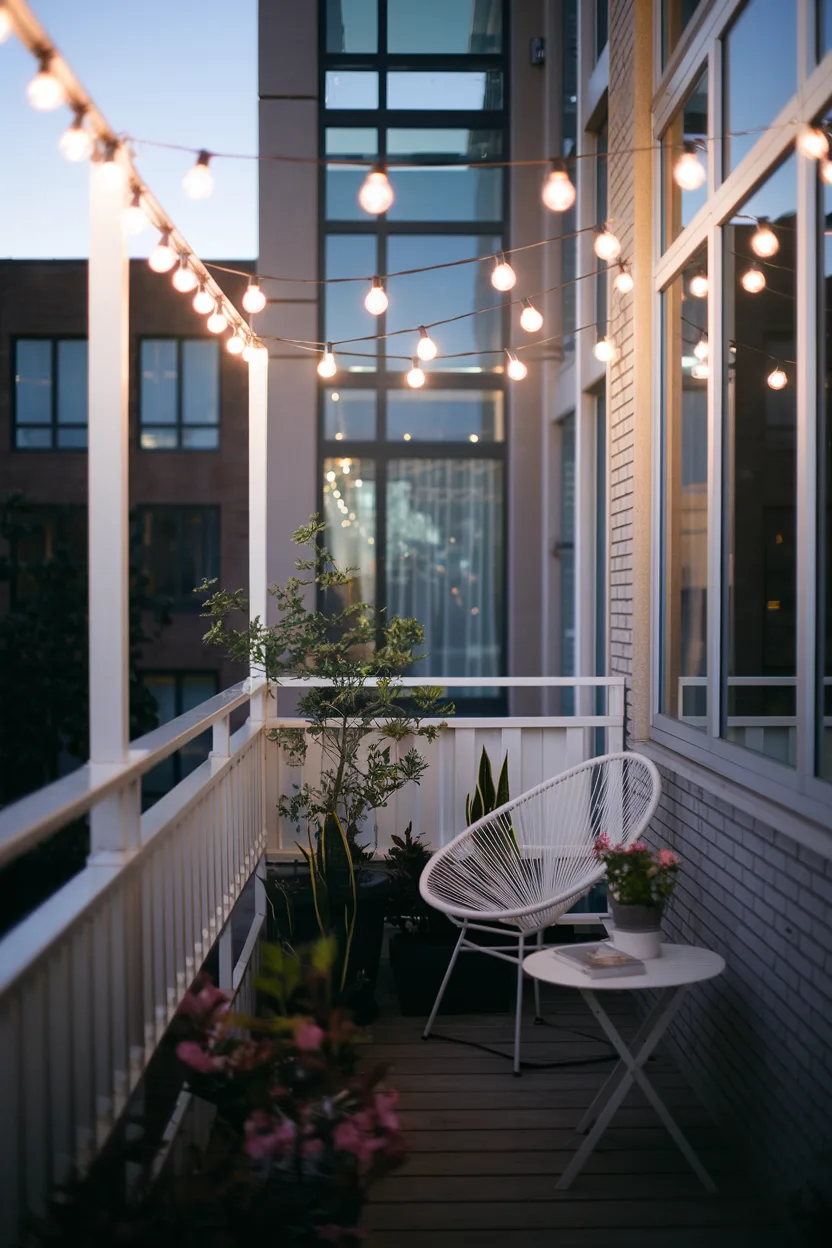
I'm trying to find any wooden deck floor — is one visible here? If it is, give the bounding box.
[364,985,780,1247]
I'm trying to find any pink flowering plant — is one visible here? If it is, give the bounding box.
[593,835,681,907]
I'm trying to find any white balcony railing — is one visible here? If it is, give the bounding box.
[677,676,832,767]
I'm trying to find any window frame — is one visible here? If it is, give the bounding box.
[137,335,221,452]
[11,335,88,452]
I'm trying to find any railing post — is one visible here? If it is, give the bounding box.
[609,682,626,753]
[210,714,231,775]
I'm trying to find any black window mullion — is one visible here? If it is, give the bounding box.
[176,339,184,448]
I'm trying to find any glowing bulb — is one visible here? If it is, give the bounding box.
[822,160,832,185]
[767,366,787,390]
[227,332,245,355]
[326,471,336,482]
[689,271,709,299]
[183,150,213,200]
[491,258,517,291]
[741,265,766,294]
[59,117,94,162]
[751,220,779,258]
[673,142,706,191]
[124,189,148,236]
[797,125,829,161]
[406,359,426,389]
[148,230,177,274]
[27,57,65,111]
[613,265,634,294]
[0,9,11,42]
[520,301,544,333]
[242,279,266,314]
[693,336,709,361]
[364,277,388,316]
[193,285,215,315]
[99,143,126,190]
[207,303,229,334]
[355,478,363,486]
[541,166,576,212]
[594,227,621,262]
[172,257,198,293]
[691,362,709,380]
[318,349,337,379]
[593,335,618,363]
[358,167,394,215]
[416,327,437,361]
[469,434,479,442]
[506,351,527,381]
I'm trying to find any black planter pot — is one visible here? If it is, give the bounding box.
[609,898,663,931]
[389,930,514,1017]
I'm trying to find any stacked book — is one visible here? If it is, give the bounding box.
[551,941,645,977]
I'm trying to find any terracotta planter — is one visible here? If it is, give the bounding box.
[608,898,663,960]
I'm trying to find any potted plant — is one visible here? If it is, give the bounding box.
[200,517,448,1020]
[593,835,681,959]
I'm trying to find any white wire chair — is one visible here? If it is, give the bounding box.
[419,752,662,1074]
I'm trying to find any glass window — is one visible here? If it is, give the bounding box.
[818,0,832,60]
[326,129,378,221]
[181,342,219,426]
[325,0,377,53]
[323,388,377,441]
[595,0,608,59]
[386,458,503,679]
[387,129,503,222]
[662,67,708,249]
[387,72,503,112]
[387,0,502,53]
[142,671,220,800]
[559,415,576,711]
[660,246,708,727]
[15,340,52,427]
[133,506,220,610]
[386,235,502,372]
[596,123,608,337]
[14,339,87,449]
[9,504,87,605]
[324,236,379,372]
[723,156,797,765]
[140,339,220,449]
[662,0,701,67]
[322,456,376,610]
[56,341,87,426]
[325,71,379,110]
[723,0,796,176]
[818,160,832,780]
[387,390,504,442]
[140,340,178,426]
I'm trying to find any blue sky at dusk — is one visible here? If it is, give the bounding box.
[0,0,257,260]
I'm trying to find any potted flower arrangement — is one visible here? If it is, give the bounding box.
[593,835,681,960]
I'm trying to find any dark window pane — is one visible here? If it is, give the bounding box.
[387,0,502,53]
[322,456,376,609]
[595,0,608,58]
[56,428,88,449]
[723,0,796,175]
[325,71,378,109]
[136,508,220,609]
[181,427,220,449]
[386,235,502,372]
[140,429,178,450]
[182,341,219,426]
[662,0,701,66]
[326,128,378,221]
[16,428,52,449]
[325,0,377,53]
[57,341,87,425]
[560,416,576,709]
[141,340,178,426]
[596,124,608,336]
[324,235,379,371]
[819,155,832,779]
[387,72,503,112]
[820,0,832,59]
[180,510,220,606]
[387,129,503,222]
[562,0,577,155]
[323,388,376,440]
[387,390,504,442]
[15,341,52,425]
[662,68,708,248]
[387,458,504,680]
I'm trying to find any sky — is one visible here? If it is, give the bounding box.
[0,0,258,260]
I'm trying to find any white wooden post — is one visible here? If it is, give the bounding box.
[87,157,137,857]
[248,347,269,723]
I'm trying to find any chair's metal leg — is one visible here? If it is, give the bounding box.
[513,932,525,1076]
[422,924,466,1040]
[533,929,543,1022]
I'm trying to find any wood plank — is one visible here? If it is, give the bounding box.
[394,1149,739,1178]
[397,1088,702,1111]
[397,1105,712,1130]
[392,1071,694,1093]
[368,1229,782,1248]
[371,1172,750,1202]
[363,1197,767,1231]
[401,1126,722,1152]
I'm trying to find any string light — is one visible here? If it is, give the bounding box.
[124,188,148,235]
[767,366,787,390]
[741,265,766,294]
[693,336,709,361]
[541,163,576,212]
[673,141,706,191]
[317,346,337,378]
[242,278,266,314]
[359,166,394,215]
[227,330,245,355]
[505,350,527,380]
[491,256,517,291]
[689,271,709,298]
[797,125,829,161]
[594,226,621,262]
[193,285,215,315]
[99,142,126,190]
[0,7,11,42]
[691,362,709,380]
[750,219,779,258]
[172,256,198,293]
[183,150,214,200]
[148,229,177,273]
[364,276,389,316]
[207,301,229,334]
[27,53,66,111]
[613,264,634,294]
[406,358,426,389]
[520,300,544,333]
[593,335,618,363]
[416,327,438,361]
[59,112,94,162]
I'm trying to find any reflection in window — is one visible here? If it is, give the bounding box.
[326,129,378,220]
[322,457,376,611]
[819,0,832,60]
[14,339,88,449]
[723,156,797,765]
[9,504,87,604]
[133,506,220,610]
[662,67,708,249]
[661,247,708,727]
[386,459,503,679]
[662,0,701,67]
[323,389,376,441]
[324,236,379,371]
[142,672,220,801]
[387,0,502,53]
[723,0,796,175]
[387,72,503,111]
[140,340,219,450]
[819,165,832,779]
[387,390,504,442]
[325,0,377,53]
[595,0,608,59]
[596,123,608,337]
[387,129,502,222]
[324,71,378,109]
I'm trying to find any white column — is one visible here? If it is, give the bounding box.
[248,348,270,722]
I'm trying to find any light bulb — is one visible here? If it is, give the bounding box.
[416,327,437,361]
[797,125,829,161]
[59,117,94,162]
[27,57,65,111]
[358,167,394,215]
[183,150,213,200]
[689,271,709,299]
[124,189,148,236]
[242,279,266,314]
[406,359,426,389]
[193,285,215,315]
[613,265,634,294]
[227,332,245,355]
[767,366,787,390]
[751,220,779,258]
[693,336,709,361]
[364,277,388,316]
[0,9,11,42]
[520,300,543,333]
[506,351,528,381]
[207,303,229,334]
[148,230,177,274]
[741,265,766,294]
[99,145,126,190]
[491,258,517,291]
[242,344,255,362]
[691,362,709,380]
[541,166,576,212]
[318,349,337,379]
[172,257,198,293]
[673,142,706,191]
[593,335,618,363]
[594,227,621,262]
[822,160,832,185]
[326,471,336,482]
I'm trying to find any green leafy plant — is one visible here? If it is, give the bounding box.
[385,822,452,938]
[465,746,510,826]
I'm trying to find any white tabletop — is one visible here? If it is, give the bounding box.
[523,943,725,991]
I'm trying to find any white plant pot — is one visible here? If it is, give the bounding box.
[609,925,662,961]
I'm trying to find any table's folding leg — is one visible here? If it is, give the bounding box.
[577,993,673,1132]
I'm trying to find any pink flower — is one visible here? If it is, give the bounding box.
[295,1022,325,1052]
[658,848,681,868]
[177,980,230,1021]
[301,1136,325,1159]
[244,1110,297,1159]
[332,1119,386,1162]
[176,1041,225,1074]
[372,1090,400,1133]
[628,841,648,853]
